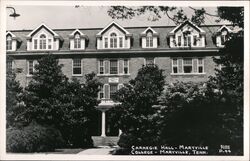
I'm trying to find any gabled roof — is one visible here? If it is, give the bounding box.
[140,27,159,37]
[96,21,132,37]
[6,31,16,37]
[69,29,88,39]
[6,31,22,42]
[169,20,206,35]
[217,25,232,33]
[26,23,63,41]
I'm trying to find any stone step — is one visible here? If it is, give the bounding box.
[92,136,119,147]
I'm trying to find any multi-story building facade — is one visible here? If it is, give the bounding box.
[6,20,234,144]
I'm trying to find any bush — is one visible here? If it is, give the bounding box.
[7,123,65,153]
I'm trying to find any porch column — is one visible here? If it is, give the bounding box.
[101,110,106,137]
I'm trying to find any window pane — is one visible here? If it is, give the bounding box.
[198,66,203,73]
[173,59,177,65]
[177,36,181,46]
[34,39,37,49]
[110,84,118,99]
[124,59,129,74]
[105,38,108,48]
[173,67,178,73]
[73,59,81,75]
[119,37,123,48]
[198,58,203,65]
[110,60,118,74]
[28,60,34,75]
[184,66,192,73]
[183,58,192,65]
[193,36,197,46]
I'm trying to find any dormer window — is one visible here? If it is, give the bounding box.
[6,35,12,51]
[26,23,63,51]
[6,31,20,51]
[141,27,158,48]
[69,29,87,50]
[216,25,232,47]
[74,34,81,49]
[96,21,132,49]
[169,20,206,48]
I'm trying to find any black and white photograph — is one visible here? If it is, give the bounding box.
[0,0,249,160]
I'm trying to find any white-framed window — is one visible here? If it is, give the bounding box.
[48,39,52,49]
[123,59,129,74]
[103,32,124,49]
[104,38,108,48]
[27,60,34,75]
[193,35,198,46]
[145,57,155,65]
[110,33,117,48]
[176,34,200,47]
[171,58,205,74]
[6,35,12,51]
[146,31,153,48]
[32,33,53,50]
[99,59,104,74]
[72,59,82,75]
[183,58,193,73]
[119,37,123,48]
[39,34,46,49]
[34,39,38,49]
[110,84,118,99]
[198,58,204,73]
[99,85,104,99]
[172,58,178,73]
[74,33,81,49]
[110,60,118,74]
[183,35,192,47]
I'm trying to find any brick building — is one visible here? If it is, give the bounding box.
[6,20,233,144]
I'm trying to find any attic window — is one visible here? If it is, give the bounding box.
[39,34,46,49]
[6,35,12,51]
[146,31,153,47]
[110,33,117,48]
[74,33,81,49]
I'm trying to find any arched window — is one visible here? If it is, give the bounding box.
[6,35,12,50]
[146,31,153,47]
[110,33,117,48]
[39,34,46,49]
[74,33,81,49]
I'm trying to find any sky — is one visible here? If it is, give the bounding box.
[6,6,227,31]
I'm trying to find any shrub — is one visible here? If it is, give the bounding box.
[6,123,65,153]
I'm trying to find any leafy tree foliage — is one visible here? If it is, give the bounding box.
[110,65,165,148]
[23,54,69,126]
[6,56,24,128]
[22,54,101,148]
[58,75,101,147]
[217,7,244,28]
[158,81,240,154]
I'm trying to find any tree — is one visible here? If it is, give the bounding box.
[6,56,24,128]
[22,54,69,126]
[158,82,233,154]
[110,64,165,150]
[22,54,101,148]
[59,74,101,147]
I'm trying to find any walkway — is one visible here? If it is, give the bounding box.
[77,147,115,155]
